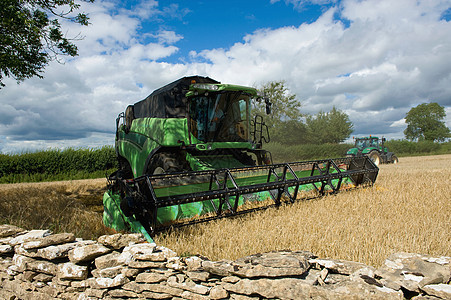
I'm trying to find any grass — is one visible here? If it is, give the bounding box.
[1,154,450,267]
[0,179,115,240]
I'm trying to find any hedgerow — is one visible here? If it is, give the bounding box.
[0,146,117,183]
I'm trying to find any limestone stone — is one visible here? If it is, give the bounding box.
[421,284,451,299]
[221,276,240,283]
[97,233,145,250]
[0,224,25,238]
[92,265,123,278]
[225,277,404,300]
[209,285,228,299]
[140,291,173,299]
[22,270,37,281]
[309,257,370,275]
[0,244,13,255]
[0,289,16,300]
[180,290,210,300]
[70,279,90,288]
[127,260,166,269]
[185,271,210,282]
[134,250,168,262]
[146,283,185,297]
[57,262,88,280]
[122,281,155,293]
[83,288,107,298]
[201,260,235,277]
[22,233,75,250]
[167,276,210,295]
[117,242,157,264]
[323,272,349,285]
[87,274,129,289]
[121,267,141,278]
[8,230,52,246]
[185,256,204,271]
[411,296,443,300]
[135,272,168,283]
[230,251,311,278]
[123,281,184,296]
[33,273,53,282]
[167,257,185,271]
[229,294,260,300]
[16,240,95,260]
[68,243,112,264]
[376,252,451,293]
[94,251,122,269]
[13,254,57,275]
[107,288,139,298]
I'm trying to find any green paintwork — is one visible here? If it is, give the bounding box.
[103,190,154,243]
[346,136,387,156]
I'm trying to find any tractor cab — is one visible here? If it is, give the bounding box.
[354,136,382,151]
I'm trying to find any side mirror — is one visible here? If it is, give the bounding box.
[265,98,272,115]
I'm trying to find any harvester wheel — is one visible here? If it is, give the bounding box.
[392,155,399,164]
[368,151,381,166]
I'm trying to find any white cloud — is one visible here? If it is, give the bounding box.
[1,0,450,153]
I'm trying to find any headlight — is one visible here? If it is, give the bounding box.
[192,83,220,91]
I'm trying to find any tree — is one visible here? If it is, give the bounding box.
[254,81,302,129]
[0,0,92,87]
[254,81,304,144]
[404,103,450,142]
[305,107,353,144]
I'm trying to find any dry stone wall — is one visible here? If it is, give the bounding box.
[1,224,450,300]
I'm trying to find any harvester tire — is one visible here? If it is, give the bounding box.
[392,155,399,164]
[368,151,381,166]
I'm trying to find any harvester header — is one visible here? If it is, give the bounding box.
[103,76,379,242]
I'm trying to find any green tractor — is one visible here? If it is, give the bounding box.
[103,76,379,242]
[346,136,398,166]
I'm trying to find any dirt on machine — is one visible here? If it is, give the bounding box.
[346,136,398,166]
[103,76,379,242]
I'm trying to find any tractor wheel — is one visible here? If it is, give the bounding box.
[368,151,381,166]
[392,155,399,164]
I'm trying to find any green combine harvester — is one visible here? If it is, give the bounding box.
[103,76,379,242]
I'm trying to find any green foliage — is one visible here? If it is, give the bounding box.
[384,140,450,156]
[255,81,353,145]
[305,107,353,144]
[404,103,450,142]
[253,81,301,128]
[0,0,93,87]
[0,146,117,183]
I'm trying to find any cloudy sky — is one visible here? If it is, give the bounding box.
[1,0,450,153]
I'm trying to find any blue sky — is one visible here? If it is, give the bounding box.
[139,0,334,62]
[1,0,450,153]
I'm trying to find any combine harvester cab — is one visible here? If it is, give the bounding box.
[103,76,379,241]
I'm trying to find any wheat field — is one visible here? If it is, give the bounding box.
[155,154,451,266]
[1,154,450,267]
